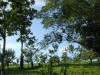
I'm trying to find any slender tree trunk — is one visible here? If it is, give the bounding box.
[97,58,100,63]
[38,63,40,67]
[90,59,92,64]
[20,34,24,69]
[31,61,33,69]
[1,32,6,75]
[50,61,53,75]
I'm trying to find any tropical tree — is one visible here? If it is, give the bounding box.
[74,46,97,63]
[81,50,97,64]
[24,39,38,68]
[0,49,15,67]
[39,53,47,74]
[0,1,16,74]
[4,49,15,67]
[49,55,60,65]
[68,44,74,53]
[40,53,47,65]
[34,54,40,66]
[61,52,69,63]
[68,44,79,60]
[40,0,100,54]
[16,58,19,65]
[9,0,37,69]
[0,51,1,62]
[73,46,87,62]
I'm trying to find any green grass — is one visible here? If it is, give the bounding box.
[0,63,100,75]
[67,66,100,75]
[4,66,41,75]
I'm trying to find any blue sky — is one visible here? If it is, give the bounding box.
[0,0,75,58]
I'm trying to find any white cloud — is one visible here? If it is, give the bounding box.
[34,0,45,8]
[0,42,20,50]
[58,46,68,53]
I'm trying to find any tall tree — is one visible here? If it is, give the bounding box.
[40,0,100,54]
[0,1,15,75]
[0,51,1,62]
[9,0,37,69]
[24,38,39,68]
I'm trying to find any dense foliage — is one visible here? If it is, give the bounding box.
[40,0,100,54]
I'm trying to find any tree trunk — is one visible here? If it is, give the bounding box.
[20,34,24,69]
[38,63,40,67]
[7,62,9,67]
[1,33,6,75]
[97,58,99,62]
[50,61,53,75]
[90,59,92,64]
[31,61,33,69]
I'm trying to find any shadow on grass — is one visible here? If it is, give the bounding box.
[5,69,41,75]
[0,65,42,75]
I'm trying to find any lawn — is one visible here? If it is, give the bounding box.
[0,63,100,75]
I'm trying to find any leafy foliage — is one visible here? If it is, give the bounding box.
[74,46,98,63]
[40,53,47,64]
[4,49,15,66]
[40,0,100,53]
[49,55,60,64]
[8,0,37,69]
[24,41,39,68]
[61,52,70,63]
[40,31,62,49]
[0,48,15,66]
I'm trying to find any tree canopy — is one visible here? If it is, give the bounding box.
[40,0,100,54]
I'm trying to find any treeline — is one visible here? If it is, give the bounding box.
[0,44,100,67]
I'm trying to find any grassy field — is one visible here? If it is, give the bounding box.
[0,63,100,75]
[67,66,100,75]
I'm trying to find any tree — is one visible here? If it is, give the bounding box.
[34,54,40,66]
[0,51,1,62]
[9,0,37,69]
[73,46,87,62]
[74,46,97,63]
[82,50,97,64]
[4,49,15,67]
[40,53,47,65]
[68,44,79,60]
[49,55,60,65]
[16,58,19,65]
[24,39,38,68]
[39,53,47,74]
[61,52,70,63]
[40,0,100,54]
[0,1,16,75]
[0,49,15,67]
[68,44,74,53]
